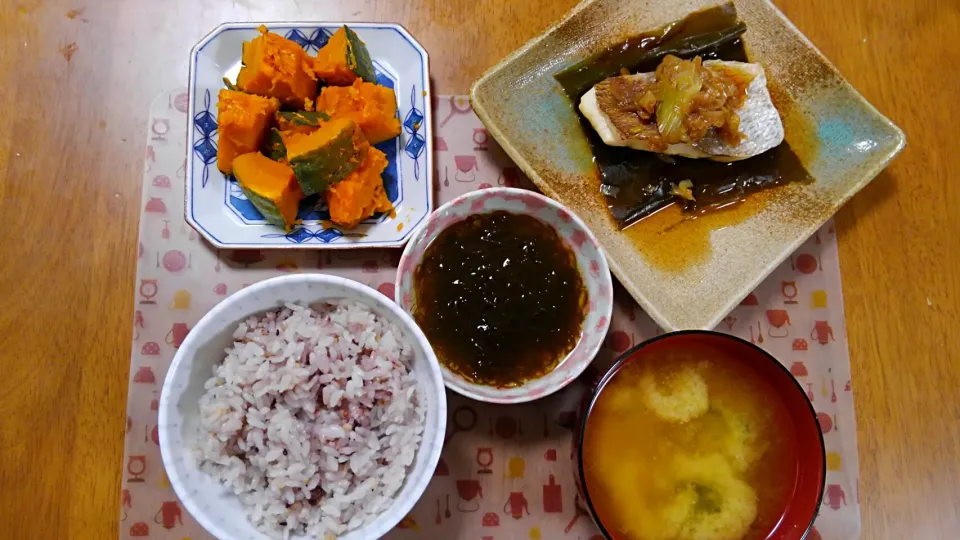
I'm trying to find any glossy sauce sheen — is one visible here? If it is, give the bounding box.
[412,211,587,387]
[555,4,813,229]
[583,340,799,540]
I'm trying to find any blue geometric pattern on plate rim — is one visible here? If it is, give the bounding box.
[192,90,218,189]
[283,28,330,54]
[262,226,364,244]
[403,84,426,181]
[185,22,431,248]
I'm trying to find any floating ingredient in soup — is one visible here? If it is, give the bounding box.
[555,3,813,228]
[583,341,798,540]
[637,362,709,423]
[712,404,767,473]
[412,211,587,387]
[671,454,759,539]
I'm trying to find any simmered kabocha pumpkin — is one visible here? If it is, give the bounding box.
[260,123,327,162]
[312,26,377,86]
[275,111,330,134]
[232,152,304,231]
[236,25,318,109]
[212,23,402,234]
[326,147,393,228]
[261,128,288,161]
[314,79,401,144]
[216,89,280,174]
[283,118,370,196]
[261,111,330,159]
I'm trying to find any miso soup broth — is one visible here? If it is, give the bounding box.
[582,339,799,540]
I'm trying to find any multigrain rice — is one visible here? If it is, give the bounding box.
[196,301,424,539]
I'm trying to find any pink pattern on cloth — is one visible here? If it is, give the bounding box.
[118,91,862,540]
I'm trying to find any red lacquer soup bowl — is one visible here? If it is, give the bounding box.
[574,331,825,540]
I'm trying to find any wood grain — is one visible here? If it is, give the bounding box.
[0,0,957,538]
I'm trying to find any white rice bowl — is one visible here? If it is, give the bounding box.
[159,275,446,540]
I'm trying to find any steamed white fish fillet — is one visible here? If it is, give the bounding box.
[579,61,784,162]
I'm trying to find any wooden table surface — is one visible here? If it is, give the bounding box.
[1,0,957,538]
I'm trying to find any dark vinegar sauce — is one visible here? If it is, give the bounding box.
[412,211,587,387]
[555,4,813,229]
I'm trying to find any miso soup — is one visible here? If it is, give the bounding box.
[582,338,801,540]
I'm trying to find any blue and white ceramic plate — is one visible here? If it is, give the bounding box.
[186,22,432,249]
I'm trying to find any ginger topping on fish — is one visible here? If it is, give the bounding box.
[596,55,750,150]
[579,55,785,162]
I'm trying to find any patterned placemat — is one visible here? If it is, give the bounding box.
[120,91,860,539]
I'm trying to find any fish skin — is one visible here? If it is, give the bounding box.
[578,61,784,162]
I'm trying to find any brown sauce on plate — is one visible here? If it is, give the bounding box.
[555,3,814,230]
[412,211,587,387]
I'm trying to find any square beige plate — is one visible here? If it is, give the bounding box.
[471,0,904,330]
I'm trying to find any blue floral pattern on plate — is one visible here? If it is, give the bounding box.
[403,85,426,181]
[192,90,218,188]
[185,23,432,249]
[283,28,330,53]
[262,226,364,244]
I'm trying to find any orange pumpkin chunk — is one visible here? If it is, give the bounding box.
[315,79,401,144]
[215,89,279,174]
[312,26,377,86]
[284,118,371,196]
[236,25,318,108]
[326,147,393,228]
[232,152,303,231]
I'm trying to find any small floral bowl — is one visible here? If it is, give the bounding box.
[395,188,613,404]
